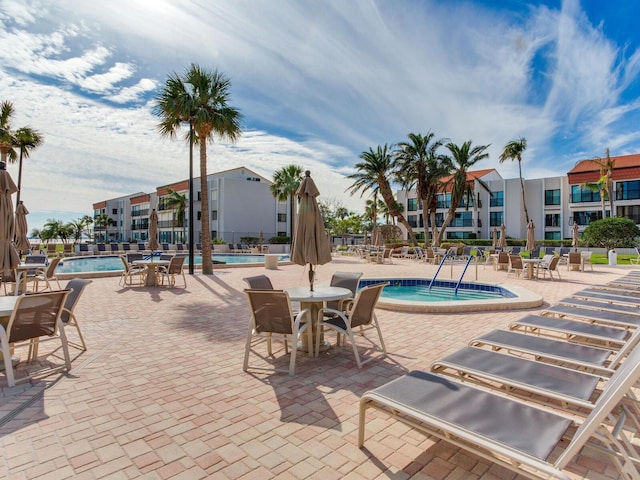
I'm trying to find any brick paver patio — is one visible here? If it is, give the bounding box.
[0,256,635,479]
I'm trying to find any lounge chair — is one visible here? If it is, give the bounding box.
[315,282,388,368]
[78,243,92,255]
[158,256,187,287]
[558,297,640,317]
[175,243,186,252]
[194,243,202,253]
[544,304,640,329]
[161,243,176,254]
[571,289,640,307]
[136,242,148,253]
[469,329,615,374]
[0,290,72,387]
[109,243,123,254]
[46,243,58,257]
[359,343,640,480]
[121,242,132,252]
[243,289,312,376]
[544,247,556,255]
[96,243,108,255]
[391,246,409,260]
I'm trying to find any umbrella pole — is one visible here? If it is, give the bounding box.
[308,264,314,291]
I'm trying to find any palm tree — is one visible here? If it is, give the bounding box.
[154,64,242,274]
[270,164,304,244]
[499,137,529,222]
[394,131,450,246]
[12,126,43,205]
[41,218,72,243]
[439,141,491,241]
[347,144,417,244]
[164,188,188,242]
[67,219,87,244]
[0,100,17,164]
[581,148,616,219]
[80,215,94,240]
[93,213,115,242]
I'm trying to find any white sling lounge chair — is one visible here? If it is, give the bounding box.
[359,344,640,480]
[544,304,640,329]
[558,297,640,317]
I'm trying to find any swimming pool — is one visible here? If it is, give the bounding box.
[55,254,290,274]
[360,278,542,312]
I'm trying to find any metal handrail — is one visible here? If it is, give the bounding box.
[454,255,475,295]
[428,253,453,290]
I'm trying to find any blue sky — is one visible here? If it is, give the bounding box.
[1,0,640,231]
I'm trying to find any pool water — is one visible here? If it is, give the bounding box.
[56,254,290,273]
[359,278,514,303]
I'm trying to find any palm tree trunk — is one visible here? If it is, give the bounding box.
[199,139,213,274]
[607,173,614,217]
[379,184,416,245]
[518,160,529,223]
[421,199,429,245]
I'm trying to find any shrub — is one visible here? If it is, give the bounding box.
[268,236,290,244]
[581,217,640,251]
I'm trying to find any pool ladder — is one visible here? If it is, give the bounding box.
[428,254,475,296]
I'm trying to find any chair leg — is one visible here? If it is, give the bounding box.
[346,328,363,369]
[242,324,254,372]
[0,330,16,387]
[57,319,72,371]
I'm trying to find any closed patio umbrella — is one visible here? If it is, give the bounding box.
[572,222,579,251]
[526,220,536,252]
[0,162,20,273]
[292,171,332,291]
[147,208,159,251]
[491,227,497,248]
[15,201,30,255]
[499,223,507,248]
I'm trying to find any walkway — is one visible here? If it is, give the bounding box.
[0,257,634,479]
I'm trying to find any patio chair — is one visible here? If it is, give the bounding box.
[243,289,312,376]
[544,247,556,255]
[630,246,640,265]
[581,251,593,271]
[243,275,274,290]
[161,243,176,254]
[325,271,363,316]
[506,255,523,278]
[158,255,187,287]
[0,290,72,387]
[567,252,582,271]
[529,247,540,259]
[495,252,509,271]
[391,246,409,260]
[118,255,145,286]
[46,243,58,257]
[316,282,388,368]
[126,253,144,265]
[60,278,92,352]
[423,248,436,264]
[62,243,74,257]
[359,345,640,480]
[509,246,521,255]
[537,255,561,280]
[0,270,16,295]
[195,243,202,253]
[31,256,62,292]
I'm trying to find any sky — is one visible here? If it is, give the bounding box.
[1,0,640,232]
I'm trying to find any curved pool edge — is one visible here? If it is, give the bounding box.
[371,279,543,313]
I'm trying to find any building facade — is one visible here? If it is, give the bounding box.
[93,166,289,244]
[396,153,640,243]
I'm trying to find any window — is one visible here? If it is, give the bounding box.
[490,191,503,207]
[407,198,419,212]
[459,195,474,208]
[211,189,218,201]
[573,210,602,225]
[435,213,444,227]
[616,180,640,201]
[197,211,201,220]
[211,231,217,239]
[407,215,418,228]
[545,213,560,227]
[436,193,451,209]
[211,210,218,220]
[545,231,561,240]
[451,211,473,227]
[489,211,503,227]
[277,213,286,222]
[617,205,640,224]
[545,189,561,205]
[447,231,473,239]
[112,208,118,215]
[197,191,201,201]
[571,185,600,203]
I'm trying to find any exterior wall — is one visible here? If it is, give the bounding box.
[92,166,285,245]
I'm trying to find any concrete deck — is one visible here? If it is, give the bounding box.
[0,256,636,479]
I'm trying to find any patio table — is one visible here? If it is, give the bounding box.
[133,259,169,287]
[522,258,543,279]
[284,286,351,354]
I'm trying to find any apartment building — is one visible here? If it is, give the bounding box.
[92,166,289,244]
[396,153,640,243]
